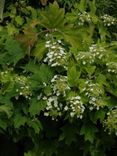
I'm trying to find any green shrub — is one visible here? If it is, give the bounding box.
[0,0,117,155]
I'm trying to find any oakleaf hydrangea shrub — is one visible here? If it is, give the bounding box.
[0,1,117,156]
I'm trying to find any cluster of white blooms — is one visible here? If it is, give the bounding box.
[89,44,106,60]
[106,62,117,74]
[51,75,70,97]
[83,80,105,110]
[44,40,67,69]
[101,14,117,26]
[78,11,92,25]
[0,70,32,99]
[42,86,85,119]
[66,96,85,119]
[89,44,105,53]
[15,76,32,99]
[76,44,107,65]
[104,107,117,135]
[43,96,63,120]
[76,52,95,65]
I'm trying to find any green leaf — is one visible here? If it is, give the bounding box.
[13,113,28,128]
[27,119,42,134]
[0,104,13,118]
[98,24,107,42]
[59,124,77,145]
[80,124,98,143]
[63,29,81,50]
[78,79,86,92]
[89,0,98,25]
[25,63,53,84]
[24,152,32,156]
[89,0,96,15]
[0,119,7,130]
[90,109,106,123]
[24,151,36,156]
[32,64,54,83]
[24,61,40,73]
[32,40,46,62]
[85,65,96,75]
[77,0,87,12]
[43,85,52,96]
[29,99,46,116]
[106,84,117,97]
[40,1,65,30]
[96,74,107,85]
[6,23,19,35]
[4,37,24,65]
[37,140,57,156]
[67,66,80,87]
[94,110,106,122]
[15,16,24,25]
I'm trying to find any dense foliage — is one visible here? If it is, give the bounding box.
[0,0,117,155]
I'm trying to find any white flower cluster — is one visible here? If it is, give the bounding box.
[106,62,117,74]
[51,75,70,97]
[78,11,92,25]
[76,44,106,65]
[83,81,105,110]
[43,95,85,120]
[15,76,32,99]
[89,44,107,60]
[0,70,32,99]
[43,96,63,120]
[76,52,94,65]
[89,44,105,53]
[104,107,117,135]
[66,96,85,119]
[101,14,117,26]
[44,40,67,69]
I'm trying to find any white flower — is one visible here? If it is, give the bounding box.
[64,106,69,111]
[82,61,86,65]
[70,112,75,117]
[44,112,49,116]
[91,97,96,101]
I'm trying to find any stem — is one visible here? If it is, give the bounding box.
[0,0,5,22]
